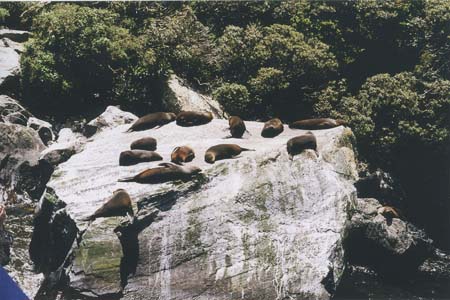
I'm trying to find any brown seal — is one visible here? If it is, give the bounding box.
[289,118,346,130]
[378,206,401,219]
[118,162,202,184]
[130,137,157,151]
[171,146,195,165]
[119,150,163,166]
[287,132,318,160]
[126,112,176,132]
[82,189,133,221]
[261,118,284,138]
[176,111,213,127]
[0,205,6,230]
[228,116,247,138]
[205,144,255,164]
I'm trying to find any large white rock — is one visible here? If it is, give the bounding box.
[167,75,227,119]
[46,112,358,299]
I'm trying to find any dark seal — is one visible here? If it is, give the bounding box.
[82,189,134,221]
[119,150,163,166]
[261,118,284,138]
[130,137,157,151]
[289,118,346,130]
[228,116,247,138]
[171,146,195,165]
[118,163,202,184]
[205,144,255,164]
[127,112,176,132]
[286,132,318,160]
[176,111,213,127]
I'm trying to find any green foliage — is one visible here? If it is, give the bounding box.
[21,3,166,113]
[0,8,9,24]
[213,83,251,117]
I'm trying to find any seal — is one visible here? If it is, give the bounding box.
[130,137,157,151]
[171,146,195,165]
[119,150,163,166]
[82,189,133,221]
[289,118,346,130]
[205,144,255,164]
[287,132,318,160]
[378,206,401,219]
[126,112,176,132]
[176,111,213,127]
[261,118,284,138]
[0,205,6,230]
[227,116,247,138]
[118,162,202,184]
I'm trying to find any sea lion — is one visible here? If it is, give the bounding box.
[130,137,157,151]
[176,111,213,127]
[171,146,195,165]
[119,150,163,166]
[82,189,133,221]
[289,118,346,130]
[286,132,318,160]
[126,112,176,132]
[205,144,255,164]
[227,116,247,138]
[261,118,284,138]
[378,206,401,219]
[0,205,6,230]
[118,162,202,184]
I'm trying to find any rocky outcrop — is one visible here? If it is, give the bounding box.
[0,29,28,96]
[40,128,86,167]
[0,228,13,266]
[0,123,52,201]
[36,106,359,299]
[165,75,227,119]
[27,117,55,146]
[83,105,137,137]
[346,198,434,278]
[0,94,32,125]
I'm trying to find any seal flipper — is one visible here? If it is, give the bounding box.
[240,147,256,152]
[118,176,135,182]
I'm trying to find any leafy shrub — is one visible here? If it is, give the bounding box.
[213,83,252,117]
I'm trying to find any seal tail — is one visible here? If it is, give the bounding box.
[125,127,134,133]
[118,176,135,182]
[240,147,256,152]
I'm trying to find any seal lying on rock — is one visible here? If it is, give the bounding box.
[261,118,284,138]
[171,146,195,165]
[287,132,318,160]
[126,112,176,132]
[378,206,402,220]
[119,150,163,166]
[227,116,247,138]
[82,189,134,221]
[118,163,202,184]
[176,111,213,127]
[289,118,346,130]
[130,137,157,151]
[205,144,255,164]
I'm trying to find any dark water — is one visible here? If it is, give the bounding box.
[335,250,450,300]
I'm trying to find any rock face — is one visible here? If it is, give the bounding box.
[0,94,32,125]
[84,105,137,137]
[346,198,433,278]
[0,123,52,201]
[40,128,86,167]
[166,75,227,119]
[40,106,359,299]
[0,29,28,95]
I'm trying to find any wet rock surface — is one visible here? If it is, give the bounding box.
[39,106,358,299]
[40,128,86,167]
[346,198,434,278]
[83,106,137,137]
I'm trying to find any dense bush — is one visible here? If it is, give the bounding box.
[213,83,251,117]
